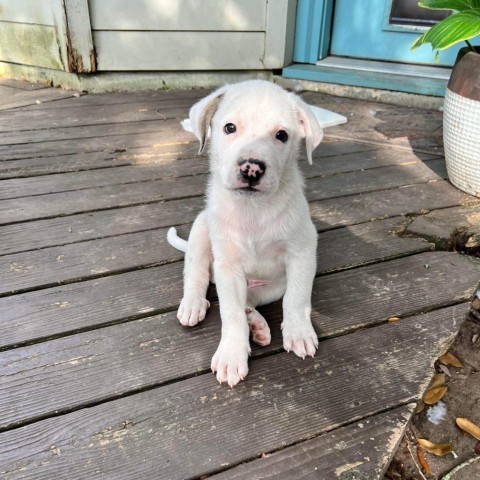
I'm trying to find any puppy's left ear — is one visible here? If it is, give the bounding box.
[295,97,323,165]
[188,85,228,154]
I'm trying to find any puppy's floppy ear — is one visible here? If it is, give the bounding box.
[295,97,323,165]
[188,85,228,154]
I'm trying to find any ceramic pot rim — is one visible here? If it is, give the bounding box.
[448,49,480,101]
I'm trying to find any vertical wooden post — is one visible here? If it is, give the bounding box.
[63,0,96,72]
[53,0,96,72]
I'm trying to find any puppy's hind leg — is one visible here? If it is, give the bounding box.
[178,211,211,326]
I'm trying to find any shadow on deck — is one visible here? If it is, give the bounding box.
[0,78,479,479]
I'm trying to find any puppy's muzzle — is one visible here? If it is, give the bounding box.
[238,159,266,188]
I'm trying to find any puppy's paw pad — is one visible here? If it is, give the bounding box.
[177,297,210,327]
[211,341,250,387]
[246,309,271,347]
[282,322,318,359]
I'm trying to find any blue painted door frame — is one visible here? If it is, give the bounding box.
[293,0,334,63]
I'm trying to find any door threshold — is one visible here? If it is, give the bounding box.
[283,56,451,97]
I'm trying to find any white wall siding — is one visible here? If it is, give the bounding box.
[0,23,64,70]
[0,0,295,73]
[89,0,266,31]
[0,1,65,70]
[89,0,295,71]
[94,31,266,71]
[0,0,56,25]
[0,0,95,72]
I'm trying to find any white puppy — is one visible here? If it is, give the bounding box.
[167,80,323,387]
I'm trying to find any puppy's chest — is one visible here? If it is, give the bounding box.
[241,240,287,278]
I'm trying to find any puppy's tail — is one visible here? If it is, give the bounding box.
[167,227,188,253]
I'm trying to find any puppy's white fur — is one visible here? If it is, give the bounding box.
[167,80,323,387]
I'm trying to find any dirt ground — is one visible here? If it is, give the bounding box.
[385,293,480,479]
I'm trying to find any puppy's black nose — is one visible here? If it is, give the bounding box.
[238,159,266,186]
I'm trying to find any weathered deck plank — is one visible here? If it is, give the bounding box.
[305,158,446,201]
[0,250,477,364]
[0,128,193,161]
[0,229,183,295]
[0,144,201,179]
[0,163,208,200]
[305,92,444,154]
[0,98,196,132]
[0,137,373,176]
[0,160,452,225]
[0,306,465,479]
[0,263,184,349]
[211,405,414,480]
[0,119,184,146]
[0,151,442,201]
[0,79,49,91]
[0,199,204,255]
[0,86,80,111]
[0,175,205,225]
[310,180,476,230]
[10,89,205,109]
[0,214,434,297]
[0,274,472,431]
[0,222,434,347]
[1,182,466,259]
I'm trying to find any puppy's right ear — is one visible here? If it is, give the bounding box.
[189,85,228,154]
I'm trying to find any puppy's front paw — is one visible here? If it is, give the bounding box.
[282,319,318,359]
[211,339,250,387]
[177,297,210,327]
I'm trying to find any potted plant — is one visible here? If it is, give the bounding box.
[411,0,480,197]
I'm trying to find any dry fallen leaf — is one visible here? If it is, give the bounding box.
[475,441,480,455]
[415,401,425,414]
[456,418,480,440]
[417,446,432,474]
[423,386,448,405]
[417,438,453,456]
[388,316,400,322]
[438,352,463,368]
[466,234,480,248]
[439,364,451,377]
[430,373,446,389]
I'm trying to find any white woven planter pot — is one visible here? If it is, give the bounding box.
[444,88,480,197]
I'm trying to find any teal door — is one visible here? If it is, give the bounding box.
[330,0,464,66]
[285,0,480,95]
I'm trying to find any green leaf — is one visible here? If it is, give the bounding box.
[419,0,480,11]
[411,8,480,51]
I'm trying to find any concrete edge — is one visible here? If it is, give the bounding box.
[273,75,445,110]
[0,62,273,93]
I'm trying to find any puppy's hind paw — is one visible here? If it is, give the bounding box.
[246,308,271,347]
[177,297,210,327]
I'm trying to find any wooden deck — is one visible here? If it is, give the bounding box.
[0,79,479,479]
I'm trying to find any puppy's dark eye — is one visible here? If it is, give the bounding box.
[224,123,236,134]
[276,130,288,143]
